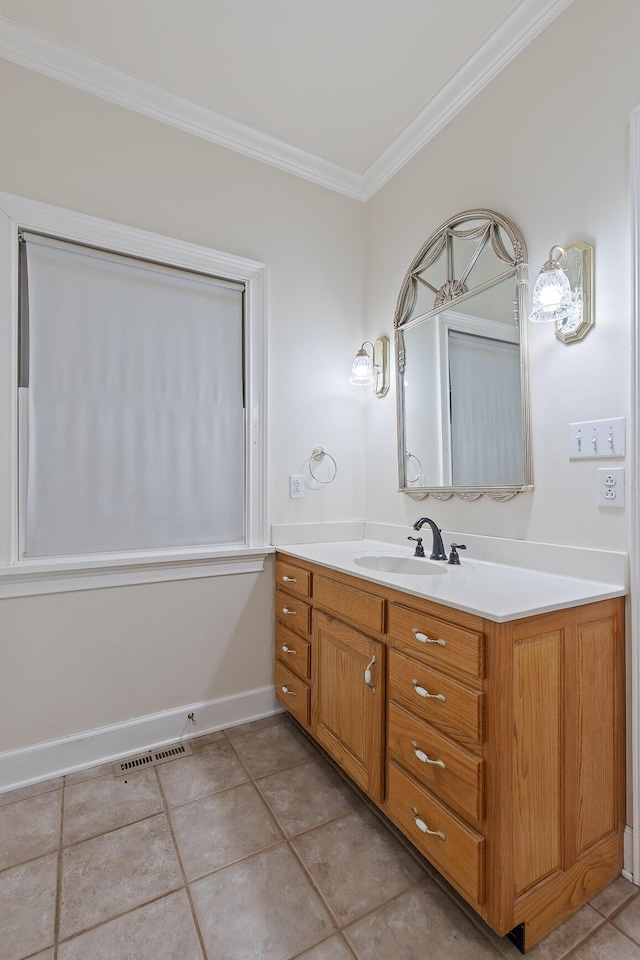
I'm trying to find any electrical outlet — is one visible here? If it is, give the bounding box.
[289,475,304,499]
[598,467,624,507]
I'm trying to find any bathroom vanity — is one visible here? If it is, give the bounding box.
[273,542,625,952]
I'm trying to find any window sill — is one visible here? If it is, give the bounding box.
[0,545,274,598]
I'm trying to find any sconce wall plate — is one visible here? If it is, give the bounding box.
[372,336,390,396]
[555,241,594,343]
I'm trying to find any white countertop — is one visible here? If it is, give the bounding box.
[276,539,627,622]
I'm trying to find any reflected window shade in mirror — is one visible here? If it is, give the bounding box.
[394,209,532,501]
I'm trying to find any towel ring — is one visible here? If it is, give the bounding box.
[406,451,423,484]
[309,446,337,484]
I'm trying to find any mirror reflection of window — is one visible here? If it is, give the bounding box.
[448,332,524,486]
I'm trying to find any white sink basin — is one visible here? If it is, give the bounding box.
[353,555,448,576]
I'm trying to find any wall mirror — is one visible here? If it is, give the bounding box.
[395,209,532,501]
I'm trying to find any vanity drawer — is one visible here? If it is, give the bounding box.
[275,624,311,681]
[388,761,484,905]
[313,576,385,634]
[275,559,312,599]
[275,660,310,727]
[389,650,483,750]
[388,603,484,682]
[276,589,311,638]
[388,701,483,825]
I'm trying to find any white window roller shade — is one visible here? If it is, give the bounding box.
[21,233,245,557]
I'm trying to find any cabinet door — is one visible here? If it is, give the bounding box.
[314,611,385,803]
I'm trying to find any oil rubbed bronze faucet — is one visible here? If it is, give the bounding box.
[412,517,447,560]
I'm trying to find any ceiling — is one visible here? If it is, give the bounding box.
[0,0,574,198]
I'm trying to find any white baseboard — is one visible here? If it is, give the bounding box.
[0,685,281,794]
[624,825,635,882]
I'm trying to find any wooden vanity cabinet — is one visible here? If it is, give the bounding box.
[274,551,625,952]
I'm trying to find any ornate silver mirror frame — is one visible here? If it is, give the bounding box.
[395,209,533,501]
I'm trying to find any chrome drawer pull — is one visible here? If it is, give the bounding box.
[282,607,297,616]
[412,628,446,647]
[412,679,445,702]
[411,741,445,769]
[411,806,445,841]
[281,685,297,696]
[282,575,298,583]
[281,644,297,655]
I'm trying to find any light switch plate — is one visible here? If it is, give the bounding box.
[569,418,625,459]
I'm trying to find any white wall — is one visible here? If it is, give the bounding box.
[0,59,365,753]
[364,0,639,553]
[3,0,640,762]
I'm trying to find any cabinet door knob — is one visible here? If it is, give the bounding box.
[282,575,298,583]
[411,679,445,702]
[281,644,297,655]
[411,741,445,769]
[412,628,446,647]
[411,807,445,841]
[282,607,297,616]
[281,685,297,697]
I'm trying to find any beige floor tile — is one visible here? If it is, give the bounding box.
[612,892,640,942]
[188,730,227,746]
[230,721,319,778]
[28,951,55,960]
[591,876,640,918]
[460,892,604,959]
[0,778,63,807]
[0,854,57,960]
[190,843,335,960]
[59,813,183,939]
[157,740,248,807]
[256,759,362,837]
[292,807,426,926]
[63,769,163,845]
[65,763,117,786]
[0,790,61,871]
[170,781,282,880]
[523,905,604,960]
[224,713,287,740]
[57,890,203,960]
[344,881,502,960]
[295,935,355,959]
[567,922,640,958]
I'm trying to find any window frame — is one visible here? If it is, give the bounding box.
[0,191,270,597]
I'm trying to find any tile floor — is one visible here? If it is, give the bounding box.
[1,712,639,960]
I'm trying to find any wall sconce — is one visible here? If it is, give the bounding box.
[529,241,594,342]
[349,336,389,397]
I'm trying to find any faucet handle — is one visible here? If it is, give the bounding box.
[447,543,466,565]
[407,536,425,558]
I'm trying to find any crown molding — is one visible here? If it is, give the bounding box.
[362,0,575,198]
[0,0,575,202]
[0,16,365,201]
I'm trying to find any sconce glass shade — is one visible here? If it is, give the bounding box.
[349,337,390,396]
[349,347,374,385]
[529,247,573,323]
